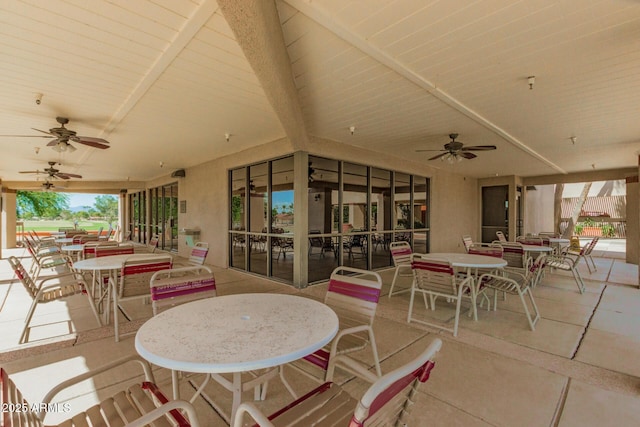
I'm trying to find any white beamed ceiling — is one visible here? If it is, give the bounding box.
[1,0,639,187]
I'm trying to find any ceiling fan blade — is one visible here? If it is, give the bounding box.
[47,139,59,146]
[19,170,42,174]
[0,134,51,138]
[461,145,497,151]
[416,149,446,153]
[32,128,55,136]
[56,172,82,179]
[460,152,477,159]
[428,152,450,161]
[74,136,110,149]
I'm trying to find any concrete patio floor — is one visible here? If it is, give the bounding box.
[0,240,638,426]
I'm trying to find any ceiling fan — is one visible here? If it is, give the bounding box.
[416,133,496,161]
[1,116,110,152]
[19,161,82,180]
[41,181,60,191]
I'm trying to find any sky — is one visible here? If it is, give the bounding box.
[66,193,99,208]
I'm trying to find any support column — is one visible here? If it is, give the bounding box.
[293,151,309,288]
[1,188,17,252]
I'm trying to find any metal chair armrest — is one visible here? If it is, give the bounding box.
[39,355,155,419]
[126,399,201,427]
[233,402,274,427]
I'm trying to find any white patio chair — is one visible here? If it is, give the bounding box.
[8,256,102,344]
[564,236,599,273]
[234,338,442,427]
[544,251,586,294]
[499,242,532,275]
[281,267,383,397]
[150,265,216,315]
[478,269,541,331]
[113,255,173,341]
[388,241,413,298]
[496,230,508,242]
[461,234,474,252]
[408,255,478,337]
[0,355,201,426]
[174,242,209,267]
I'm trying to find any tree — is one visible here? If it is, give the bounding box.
[17,191,69,219]
[562,183,592,239]
[93,195,118,225]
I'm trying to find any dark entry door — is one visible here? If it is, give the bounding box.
[482,185,509,243]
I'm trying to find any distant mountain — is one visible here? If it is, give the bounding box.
[69,205,92,213]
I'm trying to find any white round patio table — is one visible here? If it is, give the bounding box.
[73,254,170,324]
[61,244,84,261]
[135,293,339,423]
[520,244,553,253]
[419,253,507,307]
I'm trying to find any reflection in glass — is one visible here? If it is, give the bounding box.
[308,157,340,283]
[395,172,412,235]
[271,157,294,282]
[413,176,429,254]
[371,168,392,269]
[343,163,369,269]
[343,163,368,232]
[230,168,247,270]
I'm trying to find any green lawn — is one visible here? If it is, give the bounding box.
[20,219,111,233]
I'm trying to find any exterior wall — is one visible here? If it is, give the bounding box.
[170,136,480,270]
[525,185,555,235]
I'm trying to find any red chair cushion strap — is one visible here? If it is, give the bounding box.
[97,247,134,257]
[122,261,172,276]
[191,248,208,257]
[328,279,380,303]
[469,248,502,258]
[302,348,330,371]
[141,381,191,426]
[411,260,454,275]
[151,277,216,301]
[391,247,412,256]
[503,246,523,255]
[267,382,334,423]
[360,360,437,425]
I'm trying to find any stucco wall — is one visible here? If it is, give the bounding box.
[173,137,479,269]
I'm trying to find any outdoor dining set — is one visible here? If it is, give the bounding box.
[1,224,600,425]
[2,228,443,426]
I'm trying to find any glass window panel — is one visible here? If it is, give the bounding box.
[230,232,246,270]
[271,156,294,282]
[342,232,368,270]
[413,231,428,254]
[371,168,392,269]
[395,173,412,231]
[308,156,340,283]
[248,163,268,233]
[271,157,294,233]
[343,163,368,232]
[371,231,393,269]
[230,168,246,231]
[230,168,247,271]
[413,176,428,229]
[371,168,391,232]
